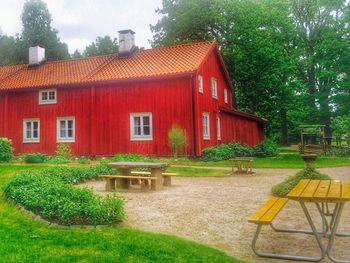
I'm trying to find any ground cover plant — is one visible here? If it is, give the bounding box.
[271,168,331,197]
[22,153,49,163]
[4,165,123,225]
[0,165,239,263]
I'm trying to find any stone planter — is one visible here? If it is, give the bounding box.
[301,154,318,169]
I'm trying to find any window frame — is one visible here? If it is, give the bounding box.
[130,113,153,141]
[23,119,40,143]
[39,89,57,105]
[211,78,218,99]
[217,116,221,140]
[198,75,204,93]
[57,117,75,143]
[224,89,228,104]
[202,112,210,140]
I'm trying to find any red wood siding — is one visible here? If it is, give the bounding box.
[0,77,194,156]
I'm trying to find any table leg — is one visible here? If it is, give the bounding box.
[327,203,349,263]
[300,202,326,261]
[151,168,162,190]
[117,168,131,189]
[105,178,116,191]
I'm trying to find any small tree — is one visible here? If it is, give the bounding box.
[55,143,72,160]
[331,116,350,146]
[168,125,187,158]
[0,138,14,162]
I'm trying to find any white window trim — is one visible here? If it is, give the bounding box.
[130,113,153,141]
[23,119,40,143]
[198,75,203,93]
[202,112,210,140]
[211,78,218,99]
[39,89,57,105]
[217,116,221,140]
[224,89,228,104]
[57,117,75,143]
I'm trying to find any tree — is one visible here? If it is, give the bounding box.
[72,49,83,59]
[20,0,69,62]
[84,36,118,57]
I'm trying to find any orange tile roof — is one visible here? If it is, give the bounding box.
[0,41,215,91]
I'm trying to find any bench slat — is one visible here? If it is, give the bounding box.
[131,171,151,175]
[259,198,288,224]
[248,197,279,224]
[162,173,179,176]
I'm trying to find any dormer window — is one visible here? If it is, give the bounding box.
[211,78,218,99]
[39,89,56,104]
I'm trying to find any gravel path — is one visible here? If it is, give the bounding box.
[79,167,350,263]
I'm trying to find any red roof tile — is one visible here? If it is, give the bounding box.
[0,41,215,91]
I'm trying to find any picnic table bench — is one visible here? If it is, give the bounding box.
[230,157,253,174]
[248,179,350,262]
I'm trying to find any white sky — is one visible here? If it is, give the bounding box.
[0,0,163,53]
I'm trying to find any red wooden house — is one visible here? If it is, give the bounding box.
[0,30,266,157]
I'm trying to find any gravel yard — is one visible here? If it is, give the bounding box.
[79,167,350,263]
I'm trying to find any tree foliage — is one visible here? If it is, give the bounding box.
[151,0,350,144]
[83,36,118,57]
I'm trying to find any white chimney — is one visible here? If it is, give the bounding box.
[118,29,136,57]
[29,46,46,66]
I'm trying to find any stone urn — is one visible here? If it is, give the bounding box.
[301,154,318,169]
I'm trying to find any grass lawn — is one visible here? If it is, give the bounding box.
[168,154,350,169]
[0,164,240,263]
[166,166,229,177]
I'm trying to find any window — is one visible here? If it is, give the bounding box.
[198,75,203,93]
[57,117,75,142]
[23,119,40,143]
[39,89,57,104]
[224,89,228,103]
[211,78,217,99]
[202,112,210,140]
[130,113,153,141]
[217,116,221,140]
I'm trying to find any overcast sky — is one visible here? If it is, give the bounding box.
[0,0,163,53]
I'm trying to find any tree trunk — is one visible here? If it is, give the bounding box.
[280,107,289,145]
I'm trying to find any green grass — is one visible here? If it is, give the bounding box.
[0,164,240,263]
[166,167,229,177]
[169,154,350,169]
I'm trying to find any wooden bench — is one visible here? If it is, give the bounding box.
[131,171,179,186]
[231,157,253,174]
[101,175,157,191]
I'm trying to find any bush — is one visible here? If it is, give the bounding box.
[168,125,187,158]
[78,156,91,164]
[0,138,14,162]
[202,143,254,161]
[4,165,124,226]
[254,139,279,157]
[271,168,330,197]
[22,153,49,163]
[324,147,350,157]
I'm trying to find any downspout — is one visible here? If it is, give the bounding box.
[191,74,197,158]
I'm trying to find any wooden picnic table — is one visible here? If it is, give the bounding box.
[287,179,350,262]
[230,157,253,174]
[108,162,168,190]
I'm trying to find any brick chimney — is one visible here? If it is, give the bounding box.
[118,29,136,57]
[29,46,46,66]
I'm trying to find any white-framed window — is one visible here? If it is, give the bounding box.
[211,78,218,99]
[198,75,203,93]
[202,112,210,140]
[224,89,228,103]
[39,89,57,104]
[23,119,40,143]
[130,113,153,141]
[217,116,221,140]
[57,117,75,142]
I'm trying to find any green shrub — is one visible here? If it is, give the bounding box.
[254,139,279,157]
[78,156,91,164]
[271,168,330,197]
[0,138,14,162]
[168,125,187,158]
[22,153,49,163]
[202,143,254,161]
[324,147,350,157]
[4,165,124,225]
